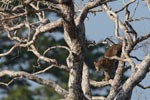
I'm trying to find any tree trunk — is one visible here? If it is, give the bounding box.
[60,1,87,100]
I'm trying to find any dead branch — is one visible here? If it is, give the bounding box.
[39,19,63,33]
[107,53,125,99]
[137,84,150,89]
[92,96,105,100]
[0,44,19,57]
[90,79,110,87]
[29,45,57,64]
[115,54,150,99]
[82,62,92,100]
[43,45,70,56]
[76,0,116,25]
[32,65,54,75]
[0,70,68,98]
[115,0,136,13]
[103,4,133,47]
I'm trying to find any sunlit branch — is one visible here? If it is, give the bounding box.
[39,19,63,33]
[0,78,15,86]
[32,65,54,75]
[0,44,19,57]
[76,0,116,25]
[0,70,68,97]
[82,62,91,99]
[103,4,133,46]
[92,96,106,100]
[29,45,57,64]
[43,45,70,56]
[90,79,110,87]
[115,54,150,99]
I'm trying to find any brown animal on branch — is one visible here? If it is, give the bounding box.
[94,43,122,81]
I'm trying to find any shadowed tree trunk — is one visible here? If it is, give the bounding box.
[0,0,150,100]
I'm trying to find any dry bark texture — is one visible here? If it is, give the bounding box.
[0,0,150,100]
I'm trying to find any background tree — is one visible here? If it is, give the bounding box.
[0,0,150,100]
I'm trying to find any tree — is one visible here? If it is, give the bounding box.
[0,0,150,100]
[146,0,150,9]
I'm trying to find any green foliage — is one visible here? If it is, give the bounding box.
[2,86,34,100]
[34,86,61,100]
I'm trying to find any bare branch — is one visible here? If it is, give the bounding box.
[115,0,136,13]
[43,45,70,56]
[125,21,137,42]
[45,0,72,4]
[104,55,127,62]
[39,19,63,33]
[130,0,140,19]
[32,65,54,75]
[0,44,19,57]
[115,54,150,99]
[130,33,150,51]
[114,14,123,41]
[136,33,150,44]
[102,4,133,47]
[129,17,150,22]
[0,70,68,97]
[4,23,25,31]
[137,84,150,89]
[0,78,15,86]
[107,53,125,99]
[92,96,106,100]
[129,55,142,62]
[29,45,57,64]
[90,79,110,87]
[125,7,137,42]
[0,11,27,21]
[82,62,91,100]
[76,0,116,25]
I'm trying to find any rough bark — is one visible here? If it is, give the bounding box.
[115,54,150,100]
[59,1,87,100]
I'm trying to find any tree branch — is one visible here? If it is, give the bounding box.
[115,0,136,13]
[102,4,133,48]
[145,0,150,10]
[29,45,57,64]
[115,54,150,100]
[0,44,19,57]
[90,79,110,87]
[107,53,125,99]
[0,70,68,98]
[82,62,92,100]
[76,0,116,25]
[137,84,150,89]
[37,18,63,33]
[92,96,105,100]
